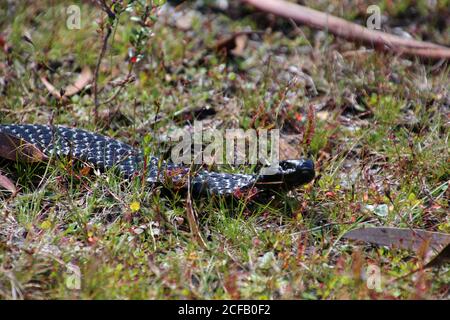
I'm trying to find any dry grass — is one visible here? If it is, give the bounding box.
[0,0,448,299]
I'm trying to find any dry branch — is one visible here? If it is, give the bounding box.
[242,0,450,60]
[0,171,17,196]
[186,169,208,249]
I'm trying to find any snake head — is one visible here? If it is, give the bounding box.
[256,159,315,190]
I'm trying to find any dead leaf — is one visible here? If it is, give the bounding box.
[231,34,248,56]
[215,31,260,57]
[343,227,450,253]
[40,75,62,100]
[63,67,93,97]
[40,66,93,103]
[0,172,17,195]
[79,166,92,176]
[175,10,195,31]
[316,111,330,121]
[0,132,47,162]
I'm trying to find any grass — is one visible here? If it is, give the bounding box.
[0,0,449,299]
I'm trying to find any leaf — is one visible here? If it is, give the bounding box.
[343,227,450,253]
[40,75,62,100]
[230,34,248,56]
[63,67,93,97]
[364,204,389,217]
[214,31,260,57]
[0,172,17,195]
[79,166,91,176]
[0,132,47,162]
[257,252,276,270]
[175,10,195,30]
[40,66,93,103]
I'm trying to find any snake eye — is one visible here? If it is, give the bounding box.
[280,159,314,173]
[279,160,298,171]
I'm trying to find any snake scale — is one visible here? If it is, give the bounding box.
[0,124,315,197]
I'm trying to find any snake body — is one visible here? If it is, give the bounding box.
[0,124,315,197]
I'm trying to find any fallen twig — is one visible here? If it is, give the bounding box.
[92,0,116,123]
[93,26,112,123]
[242,0,450,60]
[99,72,136,106]
[186,168,208,249]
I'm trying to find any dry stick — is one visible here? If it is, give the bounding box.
[186,168,208,249]
[92,0,116,122]
[99,72,135,106]
[93,26,112,123]
[242,0,450,60]
[94,0,116,19]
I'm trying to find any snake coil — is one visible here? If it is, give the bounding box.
[0,124,315,197]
